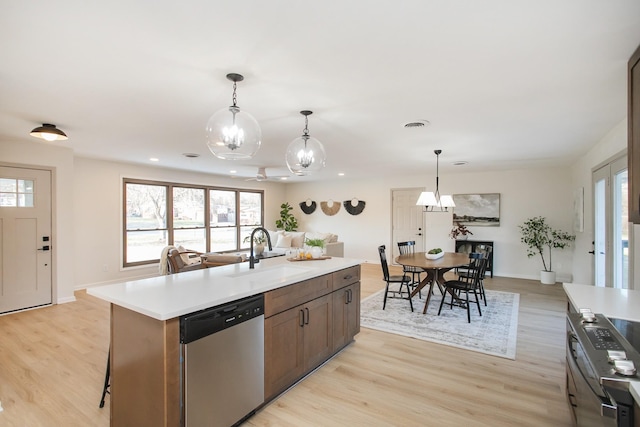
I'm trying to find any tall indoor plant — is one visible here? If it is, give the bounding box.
[518,216,575,284]
[275,202,298,231]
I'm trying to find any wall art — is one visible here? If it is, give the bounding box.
[343,198,366,215]
[452,193,500,226]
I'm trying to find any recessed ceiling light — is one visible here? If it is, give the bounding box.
[338,172,345,176]
[149,157,159,162]
[230,170,237,174]
[452,161,468,166]
[182,153,200,158]
[280,177,288,181]
[403,120,430,128]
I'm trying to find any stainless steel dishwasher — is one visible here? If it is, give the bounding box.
[180,294,264,427]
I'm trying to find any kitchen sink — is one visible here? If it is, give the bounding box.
[226,265,311,282]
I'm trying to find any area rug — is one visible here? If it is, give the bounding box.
[360,289,519,359]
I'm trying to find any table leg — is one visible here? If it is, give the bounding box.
[411,270,435,298]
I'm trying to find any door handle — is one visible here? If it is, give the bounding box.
[299,309,304,327]
[38,245,50,251]
[588,250,595,254]
[304,307,310,325]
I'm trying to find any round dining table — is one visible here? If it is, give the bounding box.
[395,251,469,314]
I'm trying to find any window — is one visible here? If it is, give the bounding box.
[124,179,263,267]
[0,178,34,207]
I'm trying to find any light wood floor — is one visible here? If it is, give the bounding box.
[0,264,572,427]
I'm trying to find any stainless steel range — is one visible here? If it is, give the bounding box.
[566,310,640,426]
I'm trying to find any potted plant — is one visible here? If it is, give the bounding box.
[305,237,325,258]
[243,231,267,256]
[518,216,575,284]
[426,247,444,260]
[450,222,473,240]
[275,202,298,231]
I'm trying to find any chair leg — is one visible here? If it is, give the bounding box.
[473,289,482,317]
[404,282,414,312]
[383,283,390,310]
[437,288,447,316]
[465,290,471,323]
[99,348,110,408]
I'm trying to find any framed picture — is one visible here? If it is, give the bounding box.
[452,193,500,226]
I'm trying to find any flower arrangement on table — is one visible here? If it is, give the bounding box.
[449,222,473,240]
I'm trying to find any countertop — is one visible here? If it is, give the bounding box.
[563,283,640,322]
[87,256,362,321]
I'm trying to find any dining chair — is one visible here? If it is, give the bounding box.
[457,245,491,305]
[378,245,414,312]
[397,241,423,298]
[438,253,485,322]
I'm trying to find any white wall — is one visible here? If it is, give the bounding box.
[1,139,76,303]
[284,165,576,281]
[570,119,628,285]
[73,157,287,288]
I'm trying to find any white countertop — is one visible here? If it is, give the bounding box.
[87,256,362,321]
[563,283,640,322]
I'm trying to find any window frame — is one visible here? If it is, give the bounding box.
[123,178,264,268]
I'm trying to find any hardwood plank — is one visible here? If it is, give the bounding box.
[0,264,573,426]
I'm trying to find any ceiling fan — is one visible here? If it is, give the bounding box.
[243,167,289,182]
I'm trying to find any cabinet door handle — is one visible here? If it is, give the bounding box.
[304,307,310,325]
[299,309,305,327]
[348,289,353,303]
[345,289,350,304]
[343,274,353,281]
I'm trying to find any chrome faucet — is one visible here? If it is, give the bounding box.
[249,227,273,269]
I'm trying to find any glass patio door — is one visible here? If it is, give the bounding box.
[593,156,628,288]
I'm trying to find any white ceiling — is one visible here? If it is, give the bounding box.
[2,1,640,182]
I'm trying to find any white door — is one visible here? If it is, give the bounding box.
[391,188,425,263]
[0,166,52,313]
[593,156,628,288]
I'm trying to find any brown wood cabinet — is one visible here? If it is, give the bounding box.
[629,43,640,223]
[331,264,361,351]
[263,265,361,400]
[332,282,360,351]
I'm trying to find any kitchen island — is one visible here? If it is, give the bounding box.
[88,256,362,427]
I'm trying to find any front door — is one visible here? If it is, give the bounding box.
[391,188,425,263]
[0,166,52,313]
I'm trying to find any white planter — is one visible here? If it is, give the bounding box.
[540,270,556,285]
[310,246,323,259]
[254,244,265,256]
[425,252,444,260]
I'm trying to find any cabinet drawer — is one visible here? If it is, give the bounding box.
[332,265,360,290]
[264,274,333,317]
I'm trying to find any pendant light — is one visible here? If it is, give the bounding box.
[285,110,326,176]
[206,73,261,160]
[416,149,456,211]
[30,123,68,141]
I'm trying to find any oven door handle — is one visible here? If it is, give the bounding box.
[567,332,618,419]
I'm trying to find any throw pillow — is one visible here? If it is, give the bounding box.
[275,234,292,248]
[288,231,305,248]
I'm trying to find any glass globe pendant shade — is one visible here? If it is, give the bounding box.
[285,135,326,176]
[206,105,261,160]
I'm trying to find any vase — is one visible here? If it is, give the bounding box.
[310,246,323,259]
[254,243,265,256]
[540,270,556,285]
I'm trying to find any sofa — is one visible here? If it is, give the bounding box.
[265,230,344,257]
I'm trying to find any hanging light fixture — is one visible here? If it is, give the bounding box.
[285,110,326,176]
[30,123,68,141]
[206,73,261,160]
[416,149,456,211]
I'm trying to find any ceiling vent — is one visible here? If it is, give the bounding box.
[404,120,430,128]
